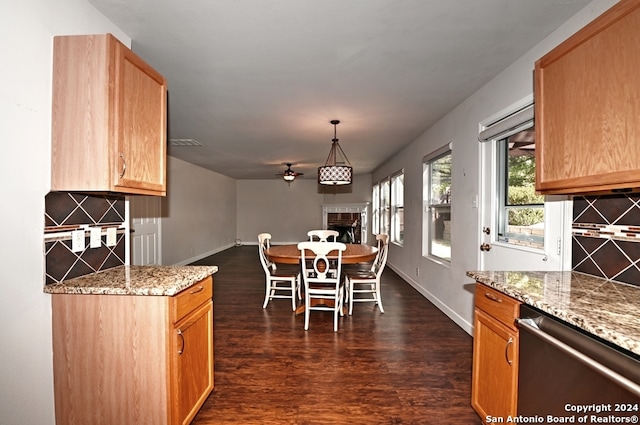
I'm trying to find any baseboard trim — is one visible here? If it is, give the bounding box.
[173,243,237,266]
[387,262,473,336]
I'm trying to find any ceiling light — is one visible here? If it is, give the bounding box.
[278,163,303,184]
[318,120,352,185]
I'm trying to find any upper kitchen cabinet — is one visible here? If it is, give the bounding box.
[535,0,640,195]
[51,34,167,196]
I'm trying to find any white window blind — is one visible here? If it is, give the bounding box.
[478,103,534,142]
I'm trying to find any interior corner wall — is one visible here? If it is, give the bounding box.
[371,0,618,335]
[236,174,371,245]
[0,1,131,424]
[161,156,237,265]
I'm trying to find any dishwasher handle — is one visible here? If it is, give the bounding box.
[515,318,640,398]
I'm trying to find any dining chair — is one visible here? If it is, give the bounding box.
[344,234,388,315]
[258,233,301,311]
[306,229,340,272]
[297,241,347,332]
[307,229,339,242]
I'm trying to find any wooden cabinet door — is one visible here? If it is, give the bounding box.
[535,1,640,194]
[51,34,167,196]
[115,41,167,195]
[172,300,214,425]
[471,309,518,423]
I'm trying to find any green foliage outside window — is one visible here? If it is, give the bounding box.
[507,152,543,226]
[508,186,544,226]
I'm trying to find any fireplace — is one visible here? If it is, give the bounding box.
[322,203,369,244]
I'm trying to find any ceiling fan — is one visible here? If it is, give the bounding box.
[276,163,304,183]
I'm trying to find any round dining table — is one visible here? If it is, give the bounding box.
[264,243,378,265]
[264,243,378,315]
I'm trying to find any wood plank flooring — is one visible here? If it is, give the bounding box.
[191,246,480,424]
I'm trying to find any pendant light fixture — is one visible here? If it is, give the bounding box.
[318,119,352,185]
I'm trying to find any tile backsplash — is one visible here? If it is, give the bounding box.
[572,193,640,287]
[44,192,126,284]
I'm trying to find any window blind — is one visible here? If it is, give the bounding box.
[478,103,534,142]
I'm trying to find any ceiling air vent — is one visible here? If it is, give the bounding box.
[168,138,202,146]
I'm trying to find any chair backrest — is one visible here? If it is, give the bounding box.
[258,232,271,250]
[307,229,339,242]
[258,233,274,274]
[372,234,389,276]
[297,241,346,282]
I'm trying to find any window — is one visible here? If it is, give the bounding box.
[391,171,404,245]
[496,125,544,249]
[423,146,451,262]
[372,184,380,234]
[380,179,391,237]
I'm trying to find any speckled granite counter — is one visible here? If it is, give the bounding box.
[43,265,218,296]
[467,271,640,357]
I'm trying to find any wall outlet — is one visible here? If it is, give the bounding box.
[72,230,85,252]
[106,227,117,247]
[90,227,102,248]
[416,267,420,277]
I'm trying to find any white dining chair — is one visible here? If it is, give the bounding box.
[297,241,346,332]
[344,234,388,315]
[307,229,339,242]
[259,233,300,311]
[306,229,340,272]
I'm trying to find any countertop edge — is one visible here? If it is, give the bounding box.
[467,270,640,357]
[44,265,219,296]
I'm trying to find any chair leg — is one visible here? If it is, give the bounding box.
[304,291,310,330]
[262,282,271,309]
[376,285,384,313]
[348,279,354,316]
[333,293,339,332]
[291,279,297,311]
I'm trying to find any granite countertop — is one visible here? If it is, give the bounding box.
[43,265,219,296]
[467,270,640,357]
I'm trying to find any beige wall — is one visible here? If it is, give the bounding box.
[236,173,371,245]
[161,156,237,265]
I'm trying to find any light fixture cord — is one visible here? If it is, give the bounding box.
[323,121,351,166]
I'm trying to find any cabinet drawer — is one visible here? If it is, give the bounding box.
[172,276,213,323]
[475,284,520,330]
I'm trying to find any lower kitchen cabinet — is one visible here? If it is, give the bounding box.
[471,283,520,424]
[51,275,214,425]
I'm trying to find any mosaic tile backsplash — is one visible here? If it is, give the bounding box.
[572,193,640,287]
[44,192,126,284]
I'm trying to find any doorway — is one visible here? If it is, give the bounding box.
[478,99,570,271]
[130,195,162,265]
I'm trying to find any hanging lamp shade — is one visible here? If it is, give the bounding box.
[318,120,352,185]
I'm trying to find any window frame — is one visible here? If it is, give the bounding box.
[390,170,404,246]
[422,144,452,263]
[371,183,380,234]
[495,126,545,250]
[380,178,391,237]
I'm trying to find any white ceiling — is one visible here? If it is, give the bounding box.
[88,0,591,180]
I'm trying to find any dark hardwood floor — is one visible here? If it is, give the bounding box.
[191,246,480,424]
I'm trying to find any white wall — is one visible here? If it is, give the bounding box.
[236,173,371,245]
[161,156,237,265]
[0,1,129,424]
[372,0,618,334]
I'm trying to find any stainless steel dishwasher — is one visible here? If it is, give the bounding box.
[516,305,640,421]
